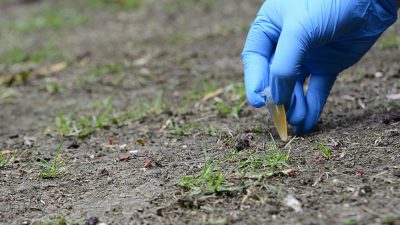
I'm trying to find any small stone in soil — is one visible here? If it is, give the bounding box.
[23,136,36,147]
[129,150,139,156]
[393,169,400,177]
[235,136,251,151]
[8,134,19,139]
[144,160,153,168]
[67,141,80,149]
[383,110,400,125]
[84,217,99,225]
[118,153,131,162]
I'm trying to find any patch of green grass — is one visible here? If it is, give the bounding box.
[203,125,218,137]
[179,161,248,195]
[235,135,289,176]
[0,151,16,168]
[380,35,398,50]
[184,79,219,102]
[7,6,86,33]
[316,142,331,159]
[212,82,247,119]
[89,0,142,10]
[48,93,166,138]
[168,122,195,137]
[34,142,65,179]
[241,22,251,33]
[213,99,246,119]
[1,44,63,66]
[44,80,64,94]
[344,219,358,225]
[80,64,124,85]
[39,216,80,225]
[383,215,398,225]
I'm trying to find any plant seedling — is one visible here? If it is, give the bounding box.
[317,142,331,159]
[179,161,248,195]
[35,142,65,179]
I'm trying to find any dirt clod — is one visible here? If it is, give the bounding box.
[235,134,252,151]
[383,110,400,125]
[84,217,99,225]
[68,141,80,149]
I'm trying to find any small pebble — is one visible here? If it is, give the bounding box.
[374,71,383,78]
[85,217,99,225]
[129,150,139,156]
[393,169,400,177]
[23,136,36,147]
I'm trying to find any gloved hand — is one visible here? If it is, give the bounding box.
[242,0,398,134]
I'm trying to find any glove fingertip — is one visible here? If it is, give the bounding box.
[246,92,266,108]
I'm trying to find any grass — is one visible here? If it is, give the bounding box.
[317,142,331,160]
[212,82,247,119]
[203,125,218,136]
[39,216,80,225]
[1,44,64,66]
[226,135,289,177]
[89,0,142,10]
[380,35,398,50]
[184,78,219,102]
[0,151,16,168]
[44,80,64,94]
[34,142,65,179]
[344,219,357,225]
[179,161,248,195]
[179,145,249,195]
[80,64,124,85]
[213,99,246,119]
[168,122,196,137]
[48,92,165,138]
[7,6,86,33]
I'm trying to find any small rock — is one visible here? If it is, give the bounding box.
[374,71,383,78]
[118,144,127,150]
[118,153,130,162]
[283,194,302,213]
[84,217,99,225]
[23,136,36,147]
[129,150,139,156]
[359,185,372,197]
[393,169,400,177]
[235,136,250,151]
[67,141,80,149]
[144,159,153,168]
[8,134,19,139]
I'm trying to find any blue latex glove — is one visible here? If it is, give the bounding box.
[242,0,398,134]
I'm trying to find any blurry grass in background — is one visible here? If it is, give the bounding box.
[88,0,142,9]
[7,6,87,33]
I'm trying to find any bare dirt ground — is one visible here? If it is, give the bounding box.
[1,1,400,224]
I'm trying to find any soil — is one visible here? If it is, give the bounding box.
[1,0,400,225]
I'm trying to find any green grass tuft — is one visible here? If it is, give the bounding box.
[35,142,65,179]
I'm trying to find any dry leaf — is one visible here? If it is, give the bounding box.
[1,150,13,155]
[37,62,67,76]
[281,168,299,176]
[202,88,225,101]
